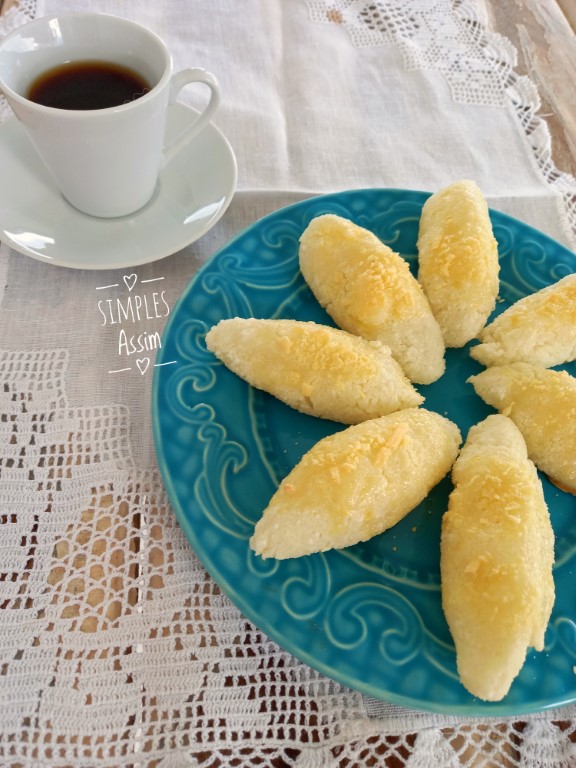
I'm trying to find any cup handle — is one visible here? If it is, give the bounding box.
[163,67,220,164]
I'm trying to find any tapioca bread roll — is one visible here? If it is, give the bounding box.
[205,318,423,424]
[417,180,499,347]
[469,362,576,492]
[250,408,461,560]
[298,214,445,385]
[470,273,576,368]
[441,415,555,702]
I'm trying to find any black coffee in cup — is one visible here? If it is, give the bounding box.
[28,60,151,110]
[0,12,221,217]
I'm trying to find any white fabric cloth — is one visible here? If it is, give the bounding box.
[0,0,575,766]
[25,0,576,247]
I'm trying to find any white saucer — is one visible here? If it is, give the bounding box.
[0,103,237,270]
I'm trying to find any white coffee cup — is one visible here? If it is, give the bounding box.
[0,13,221,218]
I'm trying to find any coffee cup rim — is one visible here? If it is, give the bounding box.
[0,12,172,116]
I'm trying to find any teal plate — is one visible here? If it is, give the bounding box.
[152,189,576,715]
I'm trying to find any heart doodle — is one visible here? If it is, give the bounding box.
[136,358,150,375]
[123,273,138,291]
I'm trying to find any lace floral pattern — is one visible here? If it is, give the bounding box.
[306,0,576,245]
[0,347,369,766]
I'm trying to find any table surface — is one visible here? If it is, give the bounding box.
[0,0,571,176]
[0,1,575,767]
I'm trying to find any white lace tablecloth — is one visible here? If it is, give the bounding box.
[1,1,575,766]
